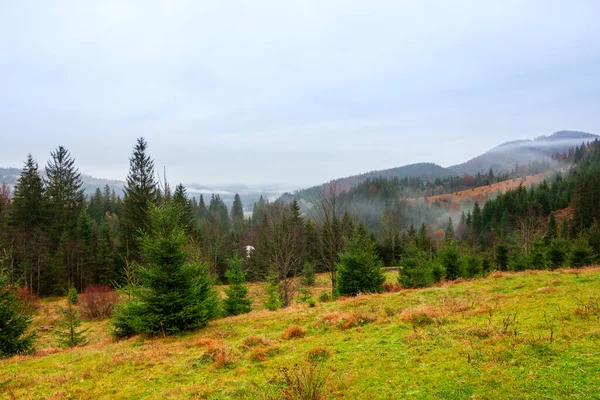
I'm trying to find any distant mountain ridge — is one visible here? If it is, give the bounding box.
[291,130,598,200]
[449,130,599,175]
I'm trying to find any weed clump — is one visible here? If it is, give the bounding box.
[282,325,306,340]
[281,363,330,400]
[306,346,331,363]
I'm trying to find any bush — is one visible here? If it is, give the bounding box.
[79,285,120,320]
[0,274,35,357]
[16,286,39,313]
[336,232,385,296]
[318,292,332,303]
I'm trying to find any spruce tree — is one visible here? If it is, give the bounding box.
[121,137,158,262]
[172,184,194,232]
[231,194,245,234]
[495,244,509,271]
[45,146,86,291]
[10,154,46,229]
[336,231,385,296]
[55,292,88,348]
[263,273,282,311]
[112,200,218,337]
[440,243,462,280]
[222,255,252,316]
[0,272,35,357]
[444,217,455,243]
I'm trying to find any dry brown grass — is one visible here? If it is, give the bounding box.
[282,325,306,340]
[319,311,376,330]
[399,306,440,332]
[242,335,271,348]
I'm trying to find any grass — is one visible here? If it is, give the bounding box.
[2,268,600,399]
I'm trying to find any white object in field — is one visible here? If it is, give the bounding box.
[245,245,255,258]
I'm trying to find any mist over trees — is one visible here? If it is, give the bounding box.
[1,136,600,337]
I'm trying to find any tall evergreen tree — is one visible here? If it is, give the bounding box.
[231,194,245,233]
[11,155,46,230]
[121,138,158,261]
[44,147,85,292]
[172,184,194,232]
[444,217,455,243]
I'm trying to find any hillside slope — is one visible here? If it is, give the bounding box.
[449,130,598,175]
[2,268,599,399]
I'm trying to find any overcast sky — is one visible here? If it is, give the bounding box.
[1,1,599,189]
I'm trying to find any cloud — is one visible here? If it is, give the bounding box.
[1,1,599,188]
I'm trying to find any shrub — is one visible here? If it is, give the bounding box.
[0,274,35,357]
[307,298,316,308]
[318,292,332,303]
[336,232,385,296]
[79,285,120,320]
[16,286,39,313]
[282,325,306,340]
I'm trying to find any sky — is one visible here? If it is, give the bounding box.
[1,1,599,190]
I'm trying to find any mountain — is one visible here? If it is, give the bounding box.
[292,162,452,201]
[0,167,125,195]
[449,130,599,175]
[290,130,598,202]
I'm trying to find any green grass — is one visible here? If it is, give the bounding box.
[2,268,600,399]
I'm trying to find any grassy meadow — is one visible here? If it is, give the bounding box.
[1,268,600,399]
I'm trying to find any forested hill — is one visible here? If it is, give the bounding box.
[291,130,598,203]
[0,166,125,195]
[449,130,599,175]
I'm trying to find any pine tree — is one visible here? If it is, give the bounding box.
[172,184,194,232]
[112,200,218,337]
[546,212,558,243]
[440,243,461,280]
[231,194,245,233]
[45,146,86,291]
[222,255,252,317]
[547,238,568,269]
[45,146,85,244]
[444,217,454,243]
[495,244,509,271]
[197,194,207,220]
[336,231,385,296]
[0,272,35,356]
[263,273,282,311]
[55,293,88,348]
[10,154,46,229]
[121,138,158,262]
[10,155,49,293]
